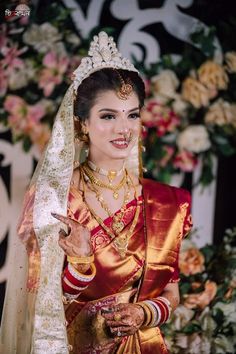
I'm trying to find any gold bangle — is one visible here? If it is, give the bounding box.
[137,302,152,327]
[67,254,94,264]
[68,263,96,280]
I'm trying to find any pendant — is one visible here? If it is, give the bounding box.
[112,220,125,234]
[114,235,128,258]
[113,191,119,199]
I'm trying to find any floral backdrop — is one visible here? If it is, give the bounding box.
[0,2,236,353]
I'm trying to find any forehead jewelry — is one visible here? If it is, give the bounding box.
[115,70,133,100]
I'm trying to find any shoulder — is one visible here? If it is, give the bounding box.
[141,178,191,205]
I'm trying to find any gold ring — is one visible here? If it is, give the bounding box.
[114,313,122,321]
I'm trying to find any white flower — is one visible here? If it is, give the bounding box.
[177,125,211,153]
[199,307,217,335]
[183,334,211,354]
[172,94,188,116]
[213,334,235,354]
[66,33,81,46]
[171,305,194,330]
[8,60,36,90]
[151,69,179,99]
[23,23,62,53]
[214,301,236,325]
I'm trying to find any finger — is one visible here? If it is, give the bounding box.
[58,238,69,253]
[109,326,129,337]
[59,228,68,237]
[51,213,73,227]
[106,320,127,327]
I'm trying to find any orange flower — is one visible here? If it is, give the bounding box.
[179,247,205,276]
[183,280,217,309]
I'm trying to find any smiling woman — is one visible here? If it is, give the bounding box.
[0,32,192,354]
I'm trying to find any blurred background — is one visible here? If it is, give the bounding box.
[0,0,236,352]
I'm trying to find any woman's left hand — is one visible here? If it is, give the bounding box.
[101,303,144,337]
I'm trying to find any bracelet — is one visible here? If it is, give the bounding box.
[68,262,96,282]
[144,300,160,327]
[63,277,88,291]
[136,302,152,327]
[67,254,95,264]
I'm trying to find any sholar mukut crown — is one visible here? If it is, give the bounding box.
[72,31,139,92]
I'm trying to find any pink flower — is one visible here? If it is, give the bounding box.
[4,95,45,136]
[1,45,25,70]
[173,150,198,172]
[142,100,180,136]
[39,51,69,96]
[159,145,175,167]
[29,124,51,152]
[184,280,217,310]
[67,55,81,80]
[0,62,8,96]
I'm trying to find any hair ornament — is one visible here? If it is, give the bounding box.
[71,31,138,93]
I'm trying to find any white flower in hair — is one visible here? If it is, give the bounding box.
[72,31,138,92]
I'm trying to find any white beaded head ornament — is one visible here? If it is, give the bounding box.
[72,31,139,92]
[0,32,142,353]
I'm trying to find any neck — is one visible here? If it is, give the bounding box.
[87,156,125,172]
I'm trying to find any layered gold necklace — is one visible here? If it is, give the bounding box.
[80,164,141,258]
[82,163,126,200]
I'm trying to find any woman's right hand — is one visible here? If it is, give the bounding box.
[51,212,92,257]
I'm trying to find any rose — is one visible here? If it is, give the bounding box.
[159,146,175,167]
[151,69,179,99]
[179,247,205,276]
[177,125,211,153]
[183,280,217,310]
[173,150,198,172]
[142,100,180,136]
[225,51,236,73]
[172,94,188,116]
[205,98,236,128]
[198,60,228,91]
[182,77,210,108]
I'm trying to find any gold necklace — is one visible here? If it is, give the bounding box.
[82,164,126,199]
[87,160,124,184]
[80,169,141,258]
[82,169,131,235]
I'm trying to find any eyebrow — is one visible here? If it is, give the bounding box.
[98,107,140,113]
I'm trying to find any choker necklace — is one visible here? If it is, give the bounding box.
[87,160,124,184]
[82,164,126,199]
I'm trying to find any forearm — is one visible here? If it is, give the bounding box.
[137,283,180,328]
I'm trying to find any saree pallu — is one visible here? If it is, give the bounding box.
[66,179,192,354]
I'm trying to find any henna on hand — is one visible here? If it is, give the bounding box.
[101,303,145,337]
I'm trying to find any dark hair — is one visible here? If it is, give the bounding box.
[74,68,145,122]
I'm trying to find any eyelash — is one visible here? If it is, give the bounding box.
[100,113,140,120]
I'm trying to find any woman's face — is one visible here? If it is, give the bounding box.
[84,90,141,167]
